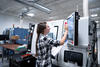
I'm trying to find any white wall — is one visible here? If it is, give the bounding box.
[0,13,36,34]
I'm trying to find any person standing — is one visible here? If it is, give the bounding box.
[36,22,68,67]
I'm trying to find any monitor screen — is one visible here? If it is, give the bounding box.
[0,35,9,40]
[64,12,79,46]
[67,14,74,40]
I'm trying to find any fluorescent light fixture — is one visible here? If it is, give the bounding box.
[26,13,35,17]
[33,3,52,14]
[49,16,57,20]
[49,17,54,19]
[95,21,99,23]
[15,0,52,14]
[91,14,98,17]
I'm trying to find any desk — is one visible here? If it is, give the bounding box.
[0,44,21,50]
[0,44,21,63]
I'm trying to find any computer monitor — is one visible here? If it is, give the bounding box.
[65,12,79,46]
[0,35,9,40]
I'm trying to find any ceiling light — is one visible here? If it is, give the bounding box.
[95,21,99,23]
[26,13,35,17]
[15,0,52,14]
[49,17,54,19]
[91,14,98,17]
[33,3,51,14]
[49,16,57,19]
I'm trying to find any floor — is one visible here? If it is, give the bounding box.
[0,57,9,67]
[0,57,100,67]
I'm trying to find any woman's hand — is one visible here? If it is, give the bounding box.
[60,23,68,45]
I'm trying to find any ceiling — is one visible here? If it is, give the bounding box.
[0,0,100,24]
[0,0,83,22]
[89,0,100,24]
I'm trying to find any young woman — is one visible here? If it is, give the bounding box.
[36,22,68,67]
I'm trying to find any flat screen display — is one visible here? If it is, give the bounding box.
[0,35,9,40]
[64,12,79,46]
[67,14,74,40]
